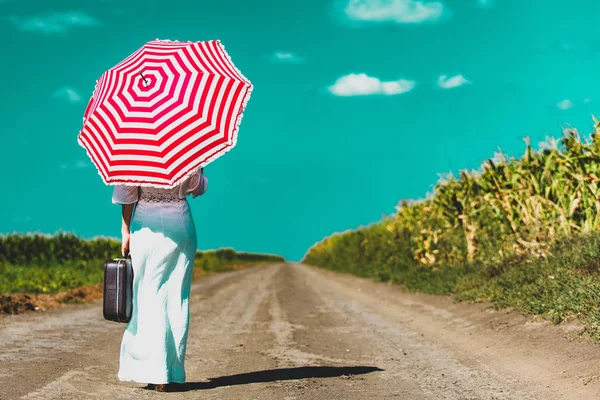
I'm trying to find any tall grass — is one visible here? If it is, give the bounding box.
[302,118,600,339]
[194,248,285,273]
[0,232,284,294]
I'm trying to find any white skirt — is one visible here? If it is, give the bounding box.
[117,198,197,384]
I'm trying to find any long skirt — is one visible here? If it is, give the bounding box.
[117,198,197,384]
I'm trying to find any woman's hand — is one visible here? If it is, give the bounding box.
[122,231,131,257]
[120,203,134,257]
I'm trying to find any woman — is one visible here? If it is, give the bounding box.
[111,166,208,392]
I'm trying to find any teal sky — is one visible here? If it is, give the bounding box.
[2,0,600,261]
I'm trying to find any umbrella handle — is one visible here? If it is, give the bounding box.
[139,72,149,87]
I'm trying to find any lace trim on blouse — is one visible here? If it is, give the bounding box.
[111,168,207,204]
[138,187,184,203]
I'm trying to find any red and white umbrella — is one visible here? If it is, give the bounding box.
[77,39,252,187]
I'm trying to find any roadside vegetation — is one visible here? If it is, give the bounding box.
[0,232,284,314]
[303,119,600,340]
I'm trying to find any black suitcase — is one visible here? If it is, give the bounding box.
[103,258,134,323]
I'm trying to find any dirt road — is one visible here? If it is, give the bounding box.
[2,263,600,399]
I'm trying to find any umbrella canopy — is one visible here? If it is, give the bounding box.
[77,39,252,187]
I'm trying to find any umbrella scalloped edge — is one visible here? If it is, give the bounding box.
[77,38,253,189]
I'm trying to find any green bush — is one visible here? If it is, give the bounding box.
[195,248,284,273]
[0,233,285,294]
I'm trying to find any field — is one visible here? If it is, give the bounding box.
[0,232,284,314]
[303,118,600,340]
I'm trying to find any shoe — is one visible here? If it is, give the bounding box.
[144,383,156,390]
[155,384,167,392]
[155,383,184,392]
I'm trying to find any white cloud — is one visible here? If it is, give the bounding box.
[328,73,416,96]
[584,98,591,104]
[9,11,99,34]
[437,74,471,89]
[344,0,445,23]
[558,41,571,52]
[53,87,81,103]
[60,160,91,170]
[477,0,493,7]
[271,51,304,63]
[557,99,574,110]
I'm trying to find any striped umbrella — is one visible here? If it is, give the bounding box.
[77,39,252,188]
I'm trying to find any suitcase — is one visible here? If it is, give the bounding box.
[103,258,134,323]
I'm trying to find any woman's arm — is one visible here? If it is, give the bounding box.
[179,167,208,199]
[191,171,208,198]
[121,203,134,257]
[112,185,139,257]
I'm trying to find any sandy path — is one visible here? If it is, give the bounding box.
[2,263,600,399]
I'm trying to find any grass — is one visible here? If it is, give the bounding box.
[454,233,600,337]
[194,248,284,273]
[304,231,600,341]
[0,260,105,294]
[0,234,285,295]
